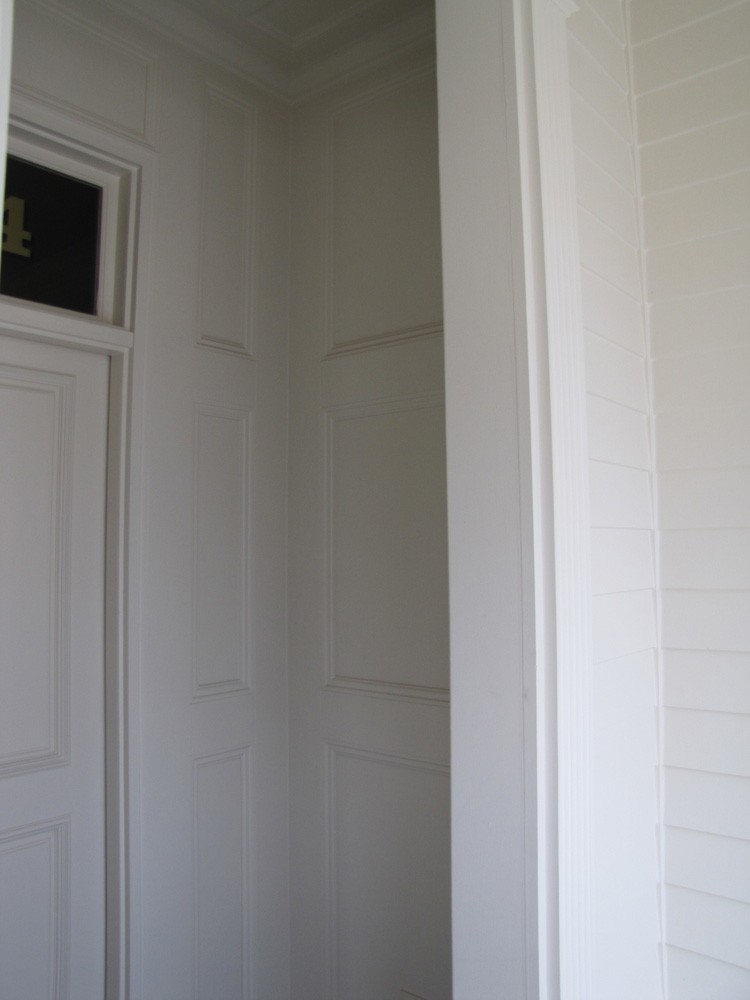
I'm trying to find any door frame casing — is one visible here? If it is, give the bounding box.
[0,108,143,999]
[0,297,136,999]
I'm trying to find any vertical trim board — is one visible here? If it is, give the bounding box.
[531,1,596,999]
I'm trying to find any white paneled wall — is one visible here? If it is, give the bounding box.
[288,48,451,1000]
[632,0,750,995]
[567,2,662,996]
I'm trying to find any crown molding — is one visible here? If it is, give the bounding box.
[101,0,434,104]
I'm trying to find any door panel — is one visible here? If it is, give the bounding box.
[0,333,109,1000]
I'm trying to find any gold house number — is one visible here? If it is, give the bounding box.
[2,196,32,257]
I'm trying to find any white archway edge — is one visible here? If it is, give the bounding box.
[530,2,595,1000]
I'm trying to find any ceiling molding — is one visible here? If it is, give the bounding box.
[102,0,434,103]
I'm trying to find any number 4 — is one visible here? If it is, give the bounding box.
[3,196,32,257]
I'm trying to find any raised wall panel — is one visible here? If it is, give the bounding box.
[12,0,154,141]
[327,745,450,1000]
[197,87,257,355]
[325,68,443,353]
[325,396,449,700]
[193,405,251,698]
[0,368,72,776]
[0,819,69,999]
[194,749,251,1000]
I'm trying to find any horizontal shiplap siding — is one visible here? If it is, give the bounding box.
[632,0,750,993]
[568,3,662,996]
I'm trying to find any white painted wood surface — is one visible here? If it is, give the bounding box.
[8,4,292,997]
[0,334,109,999]
[437,1,537,996]
[632,0,750,992]
[288,47,451,999]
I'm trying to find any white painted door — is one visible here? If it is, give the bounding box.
[0,333,109,1000]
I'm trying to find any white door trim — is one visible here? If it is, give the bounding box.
[526,3,596,998]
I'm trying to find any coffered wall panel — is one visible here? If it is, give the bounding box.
[325,395,448,700]
[327,745,451,1000]
[194,749,251,1000]
[325,66,442,353]
[193,404,252,698]
[12,0,154,142]
[197,86,257,355]
[0,370,72,776]
[0,819,69,1000]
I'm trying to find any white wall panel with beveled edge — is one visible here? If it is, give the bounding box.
[12,0,155,142]
[324,64,443,353]
[197,85,257,356]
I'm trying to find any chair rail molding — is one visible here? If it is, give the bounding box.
[529,0,595,998]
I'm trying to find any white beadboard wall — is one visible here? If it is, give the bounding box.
[632,0,750,995]
[567,3,662,997]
